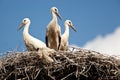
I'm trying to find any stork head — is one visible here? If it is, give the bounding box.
[65,20,77,32]
[18,18,30,30]
[51,7,62,20]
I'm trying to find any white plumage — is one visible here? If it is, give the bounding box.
[18,18,46,51]
[59,20,77,51]
[46,7,62,50]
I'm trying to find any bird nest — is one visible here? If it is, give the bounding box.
[0,47,120,80]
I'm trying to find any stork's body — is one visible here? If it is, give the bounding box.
[18,18,46,51]
[59,20,77,51]
[46,7,62,50]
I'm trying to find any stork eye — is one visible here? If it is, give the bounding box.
[55,8,57,11]
[24,20,26,22]
[69,21,71,24]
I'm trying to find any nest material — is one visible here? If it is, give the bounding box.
[0,48,120,80]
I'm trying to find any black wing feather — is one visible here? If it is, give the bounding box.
[45,35,48,47]
[58,35,61,50]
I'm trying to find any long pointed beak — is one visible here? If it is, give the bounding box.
[70,25,77,32]
[56,12,62,20]
[18,23,25,30]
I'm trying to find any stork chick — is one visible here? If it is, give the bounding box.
[18,18,46,51]
[59,20,77,51]
[46,7,62,50]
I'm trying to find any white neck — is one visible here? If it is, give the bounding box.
[23,22,30,37]
[51,12,58,24]
[63,24,69,39]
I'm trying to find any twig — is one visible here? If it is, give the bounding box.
[61,71,75,80]
[4,71,14,80]
[58,52,74,63]
[48,69,55,80]
[34,68,42,79]
[25,67,30,80]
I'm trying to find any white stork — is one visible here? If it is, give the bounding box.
[18,18,46,51]
[46,7,62,50]
[59,20,77,51]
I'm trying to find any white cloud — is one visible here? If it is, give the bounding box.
[83,27,120,56]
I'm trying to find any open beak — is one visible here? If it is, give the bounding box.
[18,23,25,30]
[70,25,77,32]
[56,12,62,20]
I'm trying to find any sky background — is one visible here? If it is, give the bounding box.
[0,0,120,56]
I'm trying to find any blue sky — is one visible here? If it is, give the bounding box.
[0,0,120,55]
